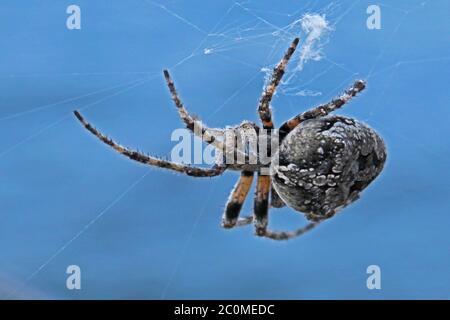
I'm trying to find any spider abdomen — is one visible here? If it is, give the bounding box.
[271,115,387,220]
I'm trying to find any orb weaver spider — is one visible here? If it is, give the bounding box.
[74,38,386,240]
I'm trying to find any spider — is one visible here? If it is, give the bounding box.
[74,38,387,241]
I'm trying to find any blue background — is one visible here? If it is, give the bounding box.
[0,0,449,299]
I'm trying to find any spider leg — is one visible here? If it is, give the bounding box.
[74,111,226,177]
[234,186,284,220]
[252,172,320,240]
[255,39,299,208]
[163,70,224,150]
[262,221,320,240]
[253,172,271,235]
[235,216,254,226]
[270,186,286,208]
[258,38,299,129]
[222,171,255,228]
[232,214,321,240]
[279,80,366,140]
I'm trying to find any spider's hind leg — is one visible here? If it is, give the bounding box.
[270,187,286,208]
[279,80,366,140]
[263,222,320,240]
[251,172,321,240]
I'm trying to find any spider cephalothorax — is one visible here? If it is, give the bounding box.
[74,38,387,240]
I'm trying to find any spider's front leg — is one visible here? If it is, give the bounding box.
[73,111,226,177]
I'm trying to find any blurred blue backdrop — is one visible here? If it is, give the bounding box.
[0,0,449,299]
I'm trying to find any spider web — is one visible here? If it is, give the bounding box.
[1,0,449,299]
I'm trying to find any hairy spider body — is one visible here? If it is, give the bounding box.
[74,38,387,240]
[272,115,386,222]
